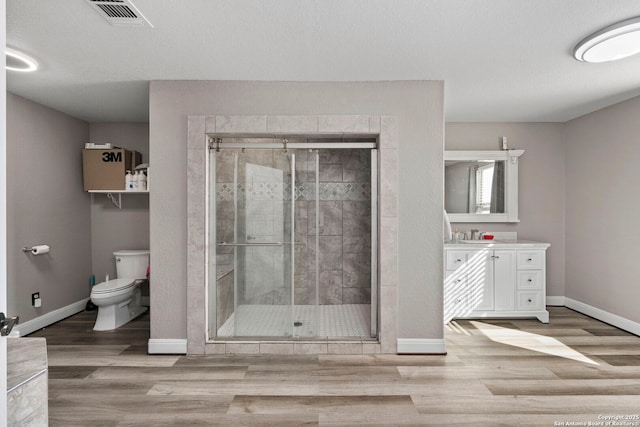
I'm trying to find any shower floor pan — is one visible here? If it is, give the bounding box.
[217,303,371,338]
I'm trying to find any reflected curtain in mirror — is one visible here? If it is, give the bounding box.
[490,160,505,213]
[467,165,477,214]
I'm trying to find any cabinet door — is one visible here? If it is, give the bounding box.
[465,249,494,311]
[493,250,516,311]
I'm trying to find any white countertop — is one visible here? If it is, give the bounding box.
[444,239,550,249]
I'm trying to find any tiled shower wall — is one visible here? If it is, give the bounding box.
[294,148,372,306]
[214,145,372,308]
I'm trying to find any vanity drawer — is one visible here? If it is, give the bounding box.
[444,270,469,322]
[517,251,544,269]
[517,270,542,290]
[444,271,468,304]
[446,251,468,271]
[517,291,544,310]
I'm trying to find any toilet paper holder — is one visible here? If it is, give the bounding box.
[22,245,50,255]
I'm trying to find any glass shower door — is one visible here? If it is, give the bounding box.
[214,149,295,337]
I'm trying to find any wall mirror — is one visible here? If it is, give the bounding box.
[444,150,523,223]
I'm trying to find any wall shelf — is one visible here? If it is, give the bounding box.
[88,190,148,208]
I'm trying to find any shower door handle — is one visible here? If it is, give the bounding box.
[217,241,306,247]
[217,241,284,247]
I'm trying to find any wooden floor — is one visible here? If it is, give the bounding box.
[28,307,640,426]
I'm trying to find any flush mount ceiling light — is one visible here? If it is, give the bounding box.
[574,16,640,63]
[5,47,39,72]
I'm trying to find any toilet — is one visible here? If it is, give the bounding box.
[90,249,149,331]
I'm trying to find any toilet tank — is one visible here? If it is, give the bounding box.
[114,250,149,279]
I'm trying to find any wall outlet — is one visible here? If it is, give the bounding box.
[32,292,41,308]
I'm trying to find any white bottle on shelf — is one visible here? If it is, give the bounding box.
[125,170,132,191]
[130,170,138,191]
[139,170,147,191]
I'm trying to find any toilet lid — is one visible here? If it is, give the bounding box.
[92,278,136,294]
[114,249,149,256]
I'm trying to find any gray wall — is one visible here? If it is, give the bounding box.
[445,123,566,298]
[565,95,640,323]
[150,80,444,341]
[88,123,149,282]
[7,93,92,323]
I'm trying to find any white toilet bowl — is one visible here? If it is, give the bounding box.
[90,278,147,331]
[90,249,149,331]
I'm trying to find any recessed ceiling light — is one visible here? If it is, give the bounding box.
[574,16,640,63]
[5,47,39,72]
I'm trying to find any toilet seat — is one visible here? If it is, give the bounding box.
[92,278,135,295]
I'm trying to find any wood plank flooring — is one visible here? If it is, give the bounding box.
[28,307,640,426]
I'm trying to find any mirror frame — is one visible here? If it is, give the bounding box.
[444,149,524,223]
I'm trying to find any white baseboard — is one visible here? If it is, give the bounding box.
[148,339,187,354]
[565,297,640,336]
[397,338,446,354]
[546,296,565,306]
[14,298,89,337]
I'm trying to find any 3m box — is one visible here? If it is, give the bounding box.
[82,149,141,191]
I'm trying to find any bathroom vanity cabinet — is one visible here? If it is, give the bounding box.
[444,240,550,323]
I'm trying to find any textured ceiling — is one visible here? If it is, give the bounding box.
[6,0,640,123]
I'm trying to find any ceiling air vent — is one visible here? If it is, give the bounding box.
[85,0,153,27]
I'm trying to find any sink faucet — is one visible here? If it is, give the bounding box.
[470,229,480,240]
